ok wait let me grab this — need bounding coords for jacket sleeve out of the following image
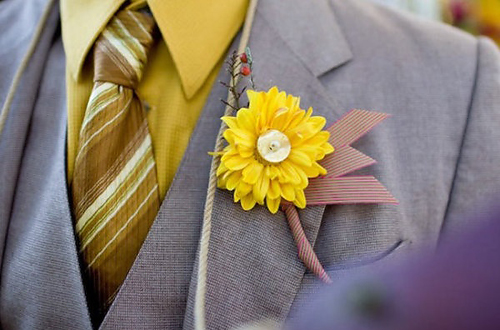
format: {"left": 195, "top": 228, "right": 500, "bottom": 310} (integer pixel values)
{"left": 441, "top": 37, "right": 500, "bottom": 239}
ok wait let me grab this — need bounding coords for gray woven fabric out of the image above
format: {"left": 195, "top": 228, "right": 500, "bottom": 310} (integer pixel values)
{"left": 0, "top": 0, "right": 499, "bottom": 329}
{"left": 0, "top": 1, "right": 93, "bottom": 328}
{"left": 0, "top": 0, "right": 59, "bottom": 270}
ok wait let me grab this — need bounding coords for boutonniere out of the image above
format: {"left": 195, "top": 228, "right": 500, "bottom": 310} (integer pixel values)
{"left": 212, "top": 48, "right": 398, "bottom": 283}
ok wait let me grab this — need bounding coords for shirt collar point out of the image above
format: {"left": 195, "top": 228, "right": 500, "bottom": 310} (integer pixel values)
{"left": 181, "top": 76, "right": 206, "bottom": 100}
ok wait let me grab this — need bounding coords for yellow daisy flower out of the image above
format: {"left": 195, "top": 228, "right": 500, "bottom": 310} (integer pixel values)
{"left": 216, "top": 87, "right": 334, "bottom": 214}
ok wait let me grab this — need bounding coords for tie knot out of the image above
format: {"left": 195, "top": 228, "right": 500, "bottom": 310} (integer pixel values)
{"left": 93, "top": 10, "right": 156, "bottom": 89}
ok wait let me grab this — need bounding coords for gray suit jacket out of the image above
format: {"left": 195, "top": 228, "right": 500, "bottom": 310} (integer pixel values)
{"left": 1, "top": 0, "right": 499, "bottom": 329}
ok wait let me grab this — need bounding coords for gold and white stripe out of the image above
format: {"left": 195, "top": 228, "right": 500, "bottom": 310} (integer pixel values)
{"left": 71, "top": 9, "right": 159, "bottom": 320}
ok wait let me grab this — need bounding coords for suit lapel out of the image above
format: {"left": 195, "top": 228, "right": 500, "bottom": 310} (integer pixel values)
{"left": 183, "top": 1, "right": 353, "bottom": 329}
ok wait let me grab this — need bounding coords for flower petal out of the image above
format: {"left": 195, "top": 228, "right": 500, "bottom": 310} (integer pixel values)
{"left": 295, "top": 145, "right": 319, "bottom": 160}
{"left": 266, "top": 197, "right": 281, "bottom": 214}
{"left": 268, "top": 179, "right": 281, "bottom": 199}
{"left": 308, "top": 116, "right": 327, "bottom": 133}
{"left": 270, "top": 107, "right": 289, "bottom": 131}
{"left": 217, "top": 177, "right": 226, "bottom": 189}
{"left": 314, "top": 162, "right": 328, "bottom": 176}
{"left": 295, "top": 167, "right": 309, "bottom": 189}
{"left": 224, "top": 155, "right": 253, "bottom": 171}
{"left": 302, "top": 164, "right": 320, "bottom": 177}
{"left": 235, "top": 181, "right": 253, "bottom": 199}
{"left": 230, "top": 128, "right": 256, "bottom": 147}
{"left": 288, "top": 149, "right": 312, "bottom": 167}
{"left": 221, "top": 116, "right": 239, "bottom": 129}
{"left": 226, "top": 171, "right": 242, "bottom": 191}
{"left": 279, "top": 160, "right": 302, "bottom": 185}
{"left": 236, "top": 108, "right": 256, "bottom": 133}
{"left": 216, "top": 162, "right": 229, "bottom": 177}
{"left": 287, "top": 109, "right": 307, "bottom": 130}
{"left": 281, "top": 183, "right": 295, "bottom": 201}
{"left": 236, "top": 144, "right": 254, "bottom": 158}
{"left": 240, "top": 193, "right": 257, "bottom": 210}
{"left": 321, "top": 142, "right": 335, "bottom": 156}
{"left": 252, "top": 172, "right": 270, "bottom": 204}
{"left": 265, "top": 165, "right": 280, "bottom": 180}
{"left": 242, "top": 161, "right": 264, "bottom": 185}
{"left": 305, "top": 130, "right": 330, "bottom": 146}
{"left": 293, "top": 189, "right": 306, "bottom": 209}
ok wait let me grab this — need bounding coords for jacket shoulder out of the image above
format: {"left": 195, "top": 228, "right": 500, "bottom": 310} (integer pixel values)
{"left": 0, "top": 0, "right": 50, "bottom": 54}
{"left": 329, "top": 0, "right": 479, "bottom": 69}
{"left": 0, "top": 0, "right": 52, "bottom": 103}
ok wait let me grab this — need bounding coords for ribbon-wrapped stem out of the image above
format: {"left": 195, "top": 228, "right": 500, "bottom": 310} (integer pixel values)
{"left": 282, "top": 204, "right": 332, "bottom": 284}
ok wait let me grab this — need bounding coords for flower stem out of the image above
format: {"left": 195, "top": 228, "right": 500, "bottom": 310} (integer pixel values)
{"left": 220, "top": 50, "right": 243, "bottom": 111}
{"left": 282, "top": 204, "right": 332, "bottom": 284}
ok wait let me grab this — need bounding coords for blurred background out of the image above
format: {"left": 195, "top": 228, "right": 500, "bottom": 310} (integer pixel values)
{"left": 367, "top": 0, "right": 500, "bottom": 44}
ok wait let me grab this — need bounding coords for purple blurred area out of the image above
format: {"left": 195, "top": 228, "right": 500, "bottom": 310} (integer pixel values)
{"left": 288, "top": 205, "right": 500, "bottom": 330}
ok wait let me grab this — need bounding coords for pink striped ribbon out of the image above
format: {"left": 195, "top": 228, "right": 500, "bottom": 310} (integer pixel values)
{"left": 308, "top": 109, "right": 398, "bottom": 205}
{"left": 282, "top": 204, "right": 332, "bottom": 284}
{"left": 320, "top": 145, "right": 375, "bottom": 179}
{"left": 306, "top": 176, "right": 398, "bottom": 205}
{"left": 284, "top": 109, "right": 397, "bottom": 283}
{"left": 327, "top": 109, "right": 389, "bottom": 148}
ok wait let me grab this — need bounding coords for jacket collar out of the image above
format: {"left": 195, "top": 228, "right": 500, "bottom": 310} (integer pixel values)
{"left": 257, "top": 0, "right": 352, "bottom": 78}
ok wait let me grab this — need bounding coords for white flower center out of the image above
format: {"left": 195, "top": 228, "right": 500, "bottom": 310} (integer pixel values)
{"left": 257, "top": 129, "right": 291, "bottom": 163}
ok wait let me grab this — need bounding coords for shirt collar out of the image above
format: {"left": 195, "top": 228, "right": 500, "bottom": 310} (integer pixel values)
{"left": 60, "top": 0, "right": 248, "bottom": 98}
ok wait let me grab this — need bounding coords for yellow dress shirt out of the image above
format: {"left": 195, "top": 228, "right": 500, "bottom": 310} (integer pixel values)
{"left": 61, "top": 0, "right": 248, "bottom": 199}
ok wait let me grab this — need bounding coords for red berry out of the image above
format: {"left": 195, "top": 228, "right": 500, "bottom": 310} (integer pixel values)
{"left": 450, "top": 0, "right": 468, "bottom": 24}
{"left": 240, "top": 66, "right": 251, "bottom": 76}
{"left": 240, "top": 53, "right": 248, "bottom": 63}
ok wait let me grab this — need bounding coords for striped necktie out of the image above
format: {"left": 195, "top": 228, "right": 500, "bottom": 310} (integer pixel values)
{"left": 71, "top": 9, "right": 160, "bottom": 318}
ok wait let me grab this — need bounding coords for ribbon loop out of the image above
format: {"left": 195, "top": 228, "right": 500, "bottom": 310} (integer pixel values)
{"left": 327, "top": 109, "right": 390, "bottom": 148}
